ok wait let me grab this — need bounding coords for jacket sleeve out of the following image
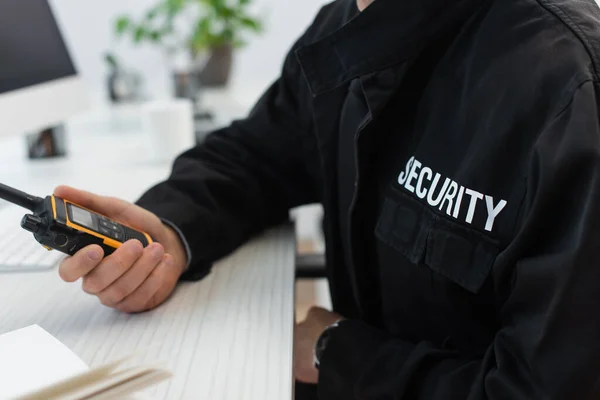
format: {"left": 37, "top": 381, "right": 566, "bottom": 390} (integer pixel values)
{"left": 136, "top": 40, "right": 319, "bottom": 280}
{"left": 318, "top": 80, "right": 600, "bottom": 399}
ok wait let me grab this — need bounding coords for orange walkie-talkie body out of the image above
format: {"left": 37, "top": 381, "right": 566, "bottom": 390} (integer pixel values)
{"left": 0, "top": 183, "right": 153, "bottom": 257}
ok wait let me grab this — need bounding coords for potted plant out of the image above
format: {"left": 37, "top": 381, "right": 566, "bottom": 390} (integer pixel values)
{"left": 114, "top": 0, "right": 263, "bottom": 88}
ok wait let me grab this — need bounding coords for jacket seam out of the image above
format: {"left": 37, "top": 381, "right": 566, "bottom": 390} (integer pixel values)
{"left": 535, "top": 0, "right": 600, "bottom": 80}
{"left": 510, "top": 178, "right": 528, "bottom": 239}
{"left": 549, "top": 76, "right": 592, "bottom": 123}
{"left": 516, "top": 78, "right": 594, "bottom": 237}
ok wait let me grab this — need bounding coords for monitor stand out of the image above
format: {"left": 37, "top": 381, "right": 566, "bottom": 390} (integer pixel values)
{"left": 25, "top": 125, "right": 67, "bottom": 159}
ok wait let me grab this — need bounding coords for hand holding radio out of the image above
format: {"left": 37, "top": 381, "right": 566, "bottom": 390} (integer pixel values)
{"left": 54, "top": 186, "right": 188, "bottom": 313}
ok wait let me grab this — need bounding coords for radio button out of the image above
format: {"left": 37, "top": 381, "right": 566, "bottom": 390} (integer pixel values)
{"left": 100, "top": 219, "right": 121, "bottom": 232}
{"left": 99, "top": 220, "right": 111, "bottom": 228}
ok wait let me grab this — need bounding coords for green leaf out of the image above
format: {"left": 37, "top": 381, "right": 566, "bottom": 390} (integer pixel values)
{"left": 199, "top": 16, "right": 212, "bottom": 32}
{"left": 145, "top": 7, "right": 160, "bottom": 21}
{"left": 221, "top": 6, "right": 236, "bottom": 19}
{"left": 232, "top": 38, "right": 246, "bottom": 48}
{"left": 115, "top": 16, "right": 131, "bottom": 35}
{"left": 238, "top": 17, "right": 261, "bottom": 31}
{"left": 104, "top": 52, "right": 118, "bottom": 68}
{"left": 113, "top": 0, "right": 262, "bottom": 50}
{"left": 221, "top": 28, "right": 234, "bottom": 42}
{"left": 165, "top": 0, "right": 187, "bottom": 16}
{"left": 134, "top": 26, "right": 148, "bottom": 43}
{"left": 204, "top": 0, "right": 230, "bottom": 17}
{"left": 190, "top": 16, "right": 214, "bottom": 51}
{"left": 149, "top": 30, "right": 163, "bottom": 43}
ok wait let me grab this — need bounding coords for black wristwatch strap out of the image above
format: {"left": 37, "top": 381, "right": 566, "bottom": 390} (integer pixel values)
{"left": 314, "top": 320, "right": 342, "bottom": 369}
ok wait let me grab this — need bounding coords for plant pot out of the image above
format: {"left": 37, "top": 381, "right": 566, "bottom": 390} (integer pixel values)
{"left": 197, "top": 43, "right": 233, "bottom": 88}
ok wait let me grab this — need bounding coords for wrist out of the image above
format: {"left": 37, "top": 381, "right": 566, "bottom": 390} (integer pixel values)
{"left": 313, "top": 318, "right": 343, "bottom": 369}
{"left": 161, "top": 224, "right": 188, "bottom": 276}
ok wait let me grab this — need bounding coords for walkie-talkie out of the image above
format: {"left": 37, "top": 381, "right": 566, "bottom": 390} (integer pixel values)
{"left": 0, "top": 183, "right": 153, "bottom": 257}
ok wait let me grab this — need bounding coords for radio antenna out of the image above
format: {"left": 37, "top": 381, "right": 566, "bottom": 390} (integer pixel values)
{"left": 0, "top": 183, "right": 43, "bottom": 211}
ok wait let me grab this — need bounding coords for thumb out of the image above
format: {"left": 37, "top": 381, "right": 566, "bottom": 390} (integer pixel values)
{"left": 54, "top": 185, "right": 130, "bottom": 218}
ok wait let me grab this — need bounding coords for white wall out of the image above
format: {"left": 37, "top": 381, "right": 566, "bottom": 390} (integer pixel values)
{"left": 49, "top": 0, "right": 329, "bottom": 106}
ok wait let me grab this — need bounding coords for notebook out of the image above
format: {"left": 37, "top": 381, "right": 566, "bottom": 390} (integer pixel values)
{"left": 0, "top": 325, "right": 172, "bottom": 399}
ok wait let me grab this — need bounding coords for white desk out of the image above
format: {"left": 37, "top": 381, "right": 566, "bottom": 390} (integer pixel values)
{"left": 0, "top": 92, "right": 298, "bottom": 398}
{"left": 0, "top": 224, "right": 296, "bottom": 399}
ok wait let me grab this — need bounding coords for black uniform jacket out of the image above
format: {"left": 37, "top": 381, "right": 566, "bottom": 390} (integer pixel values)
{"left": 137, "top": 0, "right": 600, "bottom": 397}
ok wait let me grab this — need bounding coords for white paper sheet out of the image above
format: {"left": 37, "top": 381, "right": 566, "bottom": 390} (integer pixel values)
{"left": 0, "top": 325, "right": 88, "bottom": 399}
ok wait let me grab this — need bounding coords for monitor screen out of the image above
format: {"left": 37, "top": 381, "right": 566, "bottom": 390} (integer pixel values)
{"left": 0, "top": 0, "right": 76, "bottom": 95}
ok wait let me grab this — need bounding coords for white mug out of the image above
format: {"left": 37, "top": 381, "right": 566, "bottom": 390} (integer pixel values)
{"left": 141, "top": 99, "right": 195, "bottom": 162}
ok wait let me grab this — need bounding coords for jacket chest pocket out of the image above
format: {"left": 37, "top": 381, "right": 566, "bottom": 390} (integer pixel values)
{"left": 375, "top": 189, "right": 500, "bottom": 294}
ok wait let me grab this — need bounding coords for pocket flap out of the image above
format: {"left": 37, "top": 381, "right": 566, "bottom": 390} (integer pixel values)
{"left": 375, "top": 196, "right": 433, "bottom": 265}
{"left": 425, "top": 219, "right": 499, "bottom": 293}
{"left": 375, "top": 190, "right": 499, "bottom": 294}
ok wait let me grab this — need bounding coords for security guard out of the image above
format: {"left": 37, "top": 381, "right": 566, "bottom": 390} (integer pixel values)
{"left": 58, "top": 0, "right": 600, "bottom": 398}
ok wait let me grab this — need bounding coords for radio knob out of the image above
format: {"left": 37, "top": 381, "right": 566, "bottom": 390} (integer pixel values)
{"left": 21, "top": 214, "right": 44, "bottom": 233}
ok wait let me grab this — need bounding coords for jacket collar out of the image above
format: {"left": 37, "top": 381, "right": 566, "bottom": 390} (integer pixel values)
{"left": 296, "top": 0, "right": 486, "bottom": 96}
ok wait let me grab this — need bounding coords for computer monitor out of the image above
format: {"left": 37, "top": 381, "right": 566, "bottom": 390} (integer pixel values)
{"left": 0, "top": 0, "right": 87, "bottom": 137}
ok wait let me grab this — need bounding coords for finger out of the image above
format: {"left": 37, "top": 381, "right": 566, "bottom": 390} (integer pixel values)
{"left": 146, "top": 254, "right": 180, "bottom": 309}
{"left": 116, "top": 254, "right": 177, "bottom": 313}
{"left": 54, "top": 185, "right": 130, "bottom": 218}
{"left": 58, "top": 245, "right": 104, "bottom": 282}
{"left": 81, "top": 240, "right": 143, "bottom": 295}
{"left": 96, "top": 243, "right": 165, "bottom": 307}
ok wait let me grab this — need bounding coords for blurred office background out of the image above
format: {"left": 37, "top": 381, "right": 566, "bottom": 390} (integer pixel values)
{"left": 49, "top": 0, "right": 328, "bottom": 106}
{"left": 48, "top": 0, "right": 331, "bottom": 317}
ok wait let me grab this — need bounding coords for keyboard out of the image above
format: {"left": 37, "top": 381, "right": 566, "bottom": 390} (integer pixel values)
{"left": 0, "top": 205, "right": 64, "bottom": 272}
